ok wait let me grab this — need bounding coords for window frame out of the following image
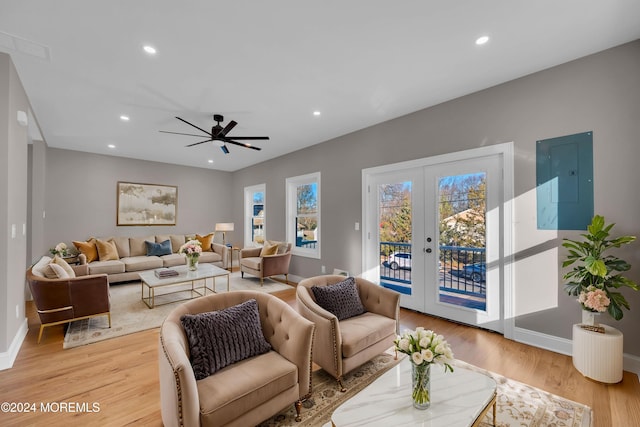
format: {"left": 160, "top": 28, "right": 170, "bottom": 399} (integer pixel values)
{"left": 286, "top": 172, "right": 321, "bottom": 259}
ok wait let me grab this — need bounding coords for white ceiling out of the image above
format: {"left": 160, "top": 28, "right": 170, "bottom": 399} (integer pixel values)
{"left": 1, "top": 1, "right": 639, "bottom": 171}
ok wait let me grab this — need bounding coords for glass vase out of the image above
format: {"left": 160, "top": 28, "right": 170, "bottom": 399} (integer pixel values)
{"left": 411, "top": 362, "right": 431, "bottom": 409}
{"left": 186, "top": 255, "right": 199, "bottom": 271}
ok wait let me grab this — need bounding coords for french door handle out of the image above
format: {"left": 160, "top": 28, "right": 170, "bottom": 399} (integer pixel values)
{"left": 425, "top": 248, "right": 432, "bottom": 253}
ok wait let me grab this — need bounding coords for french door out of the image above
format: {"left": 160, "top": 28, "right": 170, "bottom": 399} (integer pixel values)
{"left": 363, "top": 147, "right": 509, "bottom": 333}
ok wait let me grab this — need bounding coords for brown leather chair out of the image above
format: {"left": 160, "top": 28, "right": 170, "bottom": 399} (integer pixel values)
{"left": 296, "top": 275, "right": 400, "bottom": 391}
{"left": 159, "top": 290, "right": 315, "bottom": 427}
{"left": 26, "top": 262, "right": 111, "bottom": 343}
{"left": 239, "top": 241, "right": 292, "bottom": 285}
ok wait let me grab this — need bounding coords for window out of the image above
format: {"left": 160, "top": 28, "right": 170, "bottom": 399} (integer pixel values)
{"left": 244, "top": 184, "right": 266, "bottom": 247}
{"left": 286, "top": 172, "right": 320, "bottom": 258}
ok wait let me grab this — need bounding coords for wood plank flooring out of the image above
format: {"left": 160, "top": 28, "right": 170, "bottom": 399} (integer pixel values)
{"left": 0, "top": 287, "right": 638, "bottom": 426}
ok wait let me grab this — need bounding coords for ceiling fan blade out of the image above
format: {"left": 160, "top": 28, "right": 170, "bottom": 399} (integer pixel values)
{"left": 160, "top": 130, "right": 209, "bottom": 137}
{"left": 225, "top": 138, "right": 262, "bottom": 151}
{"left": 225, "top": 136, "right": 270, "bottom": 140}
{"left": 175, "top": 116, "right": 212, "bottom": 136}
{"left": 185, "top": 139, "right": 213, "bottom": 147}
{"left": 218, "top": 120, "right": 237, "bottom": 137}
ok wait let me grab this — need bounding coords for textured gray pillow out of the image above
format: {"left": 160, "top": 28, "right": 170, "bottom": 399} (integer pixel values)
{"left": 180, "top": 299, "right": 272, "bottom": 380}
{"left": 311, "top": 277, "right": 366, "bottom": 321}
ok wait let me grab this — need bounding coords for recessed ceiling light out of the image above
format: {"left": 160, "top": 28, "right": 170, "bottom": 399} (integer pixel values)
{"left": 120, "top": 115, "right": 130, "bottom": 121}
{"left": 108, "top": 144, "right": 116, "bottom": 149}
{"left": 143, "top": 45, "right": 157, "bottom": 55}
{"left": 475, "top": 36, "right": 489, "bottom": 45}
{"left": 313, "top": 111, "right": 321, "bottom": 116}
{"left": 208, "top": 159, "right": 214, "bottom": 164}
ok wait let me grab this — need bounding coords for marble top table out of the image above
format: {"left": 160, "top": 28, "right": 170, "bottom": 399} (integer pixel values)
{"left": 329, "top": 358, "right": 497, "bottom": 426}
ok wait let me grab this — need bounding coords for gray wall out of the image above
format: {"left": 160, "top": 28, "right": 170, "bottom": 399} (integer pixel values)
{"left": 232, "top": 40, "right": 640, "bottom": 356}
{"left": 38, "top": 149, "right": 233, "bottom": 259}
{"left": 1, "top": 53, "right": 29, "bottom": 355}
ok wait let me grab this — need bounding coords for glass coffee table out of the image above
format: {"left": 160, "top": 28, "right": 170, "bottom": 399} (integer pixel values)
{"left": 139, "top": 264, "right": 230, "bottom": 308}
{"left": 329, "top": 358, "right": 497, "bottom": 426}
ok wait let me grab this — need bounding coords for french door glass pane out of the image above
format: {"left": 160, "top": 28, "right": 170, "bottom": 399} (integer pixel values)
{"left": 438, "top": 173, "right": 487, "bottom": 311}
{"left": 378, "top": 182, "right": 413, "bottom": 295}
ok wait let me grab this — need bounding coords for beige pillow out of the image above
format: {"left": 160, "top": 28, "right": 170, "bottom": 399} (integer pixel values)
{"left": 48, "top": 263, "right": 70, "bottom": 279}
{"left": 96, "top": 239, "right": 119, "bottom": 261}
{"left": 52, "top": 255, "right": 76, "bottom": 278}
{"left": 196, "top": 233, "right": 214, "bottom": 252}
{"left": 32, "top": 256, "right": 53, "bottom": 278}
{"left": 260, "top": 243, "right": 278, "bottom": 257}
{"left": 267, "top": 240, "right": 288, "bottom": 254}
{"left": 73, "top": 239, "right": 98, "bottom": 263}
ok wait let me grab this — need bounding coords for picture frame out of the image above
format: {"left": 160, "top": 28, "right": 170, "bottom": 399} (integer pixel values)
{"left": 117, "top": 181, "right": 177, "bottom": 226}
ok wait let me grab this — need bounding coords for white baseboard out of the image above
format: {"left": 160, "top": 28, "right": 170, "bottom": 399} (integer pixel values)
{"left": 513, "top": 326, "right": 640, "bottom": 379}
{"left": 0, "top": 318, "right": 28, "bottom": 371}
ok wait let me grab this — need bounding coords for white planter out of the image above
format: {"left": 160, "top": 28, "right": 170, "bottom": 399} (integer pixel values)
{"left": 581, "top": 310, "right": 600, "bottom": 326}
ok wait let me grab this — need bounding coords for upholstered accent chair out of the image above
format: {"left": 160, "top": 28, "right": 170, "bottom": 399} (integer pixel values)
{"left": 296, "top": 275, "right": 400, "bottom": 391}
{"left": 239, "top": 241, "right": 292, "bottom": 285}
{"left": 26, "top": 261, "right": 111, "bottom": 343}
{"left": 159, "top": 290, "right": 315, "bottom": 427}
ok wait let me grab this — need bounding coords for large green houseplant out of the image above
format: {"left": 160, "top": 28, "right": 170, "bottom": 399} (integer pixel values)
{"left": 562, "top": 215, "right": 638, "bottom": 320}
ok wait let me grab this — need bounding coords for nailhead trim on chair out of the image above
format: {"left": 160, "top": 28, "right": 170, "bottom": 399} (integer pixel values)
{"left": 160, "top": 334, "right": 185, "bottom": 427}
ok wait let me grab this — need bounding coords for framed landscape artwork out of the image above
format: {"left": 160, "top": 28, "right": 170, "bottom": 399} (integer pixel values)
{"left": 117, "top": 182, "right": 177, "bottom": 226}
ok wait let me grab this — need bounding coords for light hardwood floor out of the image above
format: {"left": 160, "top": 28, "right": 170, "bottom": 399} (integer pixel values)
{"left": 1, "top": 287, "right": 638, "bottom": 426}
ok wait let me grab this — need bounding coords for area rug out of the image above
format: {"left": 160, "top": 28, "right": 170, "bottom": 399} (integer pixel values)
{"left": 63, "top": 271, "right": 293, "bottom": 349}
{"left": 260, "top": 354, "right": 592, "bottom": 427}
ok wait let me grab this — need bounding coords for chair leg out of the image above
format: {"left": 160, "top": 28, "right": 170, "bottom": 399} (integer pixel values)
{"left": 294, "top": 400, "right": 302, "bottom": 422}
{"left": 260, "top": 277, "right": 264, "bottom": 286}
{"left": 107, "top": 312, "right": 112, "bottom": 328}
{"left": 241, "top": 271, "right": 244, "bottom": 278}
{"left": 284, "top": 273, "right": 289, "bottom": 284}
{"left": 37, "top": 325, "right": 45, "bottom": 344}
{"left": 337, "top": 377, "right": 346, "bottom": 392}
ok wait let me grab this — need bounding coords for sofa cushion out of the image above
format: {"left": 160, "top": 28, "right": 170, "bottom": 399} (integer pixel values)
{"left": 110, "top": 236, "right": 130, "bottom": 258}
{"left": 180, "top": 299, "right": 272, "bottom": 380}
{"left": 88, "top": 260, "right": 126, "bottom": 275}
{"left": 156, "top": 235, "right": 185, "bottom": 254}
{"left": 340, "top": 312, "right": 397, "bottom": 358}
{"left": 196, "top": 233, "right": 214, "bottom": 252}
{"left": 311, "top": 276, "right": 366, "bottom": 321}
{"left": 145, "top": 239, "right": 172, "bottom": 256}
{"left": 161, "top": 253, "right": 186, "bottom": 268}
{"left": 198, "top": 251, "right": 222, "bottom": 264}
{"left": 121, "top": 256, "right": 163, "bottom": 272}
{"left": 96, "top": 239, "right": 120, "bottom": 261}
{"left": 48, "top": 263, "right": 70, "bottom": 279}
{"left": 196, "top": 351, "right": 297, "bottom": 425}
{"left": 73, "top": 239, "right": 98, "bottom": 263}
{"left": 130, "top": 236, "right": 155, "bottom": 257}
{"left": 240, "top": 256, "right": 261, "bottom": 271}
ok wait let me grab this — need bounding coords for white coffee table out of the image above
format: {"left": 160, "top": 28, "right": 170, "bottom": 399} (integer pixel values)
{"left": 139, "top": 264, "right": 230, "bottom": 308}
{"left": 329, "top": 358, "right": 496, "bottom": 426}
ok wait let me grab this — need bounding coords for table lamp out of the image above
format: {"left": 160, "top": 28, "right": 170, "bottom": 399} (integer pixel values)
{"left": 215, "top": 223, "right": 234, "bottom": 246}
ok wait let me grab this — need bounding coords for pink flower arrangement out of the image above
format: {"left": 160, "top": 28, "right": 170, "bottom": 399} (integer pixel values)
{"left": 179, "top": 240, "right": 202, "bottom": 257}
{"left": 578, "top": 286, "right": 610, "bottom": 312}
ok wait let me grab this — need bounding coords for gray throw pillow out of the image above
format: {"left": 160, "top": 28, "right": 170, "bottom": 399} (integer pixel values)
{"left": 145, "top": 239, "right": 172, "bottom": 256}
{"left": 311, "top": 277, "right": 366, "bottom": 321}
{"left": 180, "top": 299, "right": 272, "bottom": 380}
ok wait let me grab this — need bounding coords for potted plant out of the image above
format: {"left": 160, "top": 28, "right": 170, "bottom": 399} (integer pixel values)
{"left": 562, "top": 215, "right": 638, "bottom": 321}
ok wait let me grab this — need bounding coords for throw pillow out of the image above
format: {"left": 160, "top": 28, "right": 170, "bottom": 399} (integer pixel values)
{"left": 145, "top": 239, "right": 172, "bottom": 256}
{"left": 196, "top": 233, "right": 214, "bottom": 252}
{"left": 96, "top": 239, "right": 120, "bottom": 261}
{"left": 48, "top": 263, "right": 70, "bottom": 279}
{"left": 73, "top": 239, "right": 98, "bottom": 263}
{"left": 180, "top": 299, "right": 272, "bottom": 380}
{"left": 52, "top": 255, "right": 76, "bottom": 278}
{"left": 311, "top": 277, "right": 366, "bottom": 321}
{"left": 31, "top": 256, "right": 53, "bottom": 278}
{"left": 259, "top": 243, "right": 278, "bottom": 257}
{"left": 267, "top": 240, "right": 288, "bottom": 254}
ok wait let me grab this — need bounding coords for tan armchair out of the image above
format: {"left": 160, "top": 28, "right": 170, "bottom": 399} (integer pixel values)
{"left": 159, "top": 290, "right": 315, "bottom": 427}
{"left": 26, "top": 261, "right": 111, "bottom": 343}
{"left": 239, "top": 241, "right": 292, "bottom": 285}
{"left": 296, "top": 275, "right": 400, "bottom": 391}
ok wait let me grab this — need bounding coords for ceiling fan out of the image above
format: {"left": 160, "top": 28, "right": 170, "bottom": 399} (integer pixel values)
{"left": 160, "top": 114, "right": 269, "bottom": 154}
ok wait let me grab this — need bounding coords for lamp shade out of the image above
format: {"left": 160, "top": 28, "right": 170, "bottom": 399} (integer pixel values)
{"left": 215, "top": 223, "right": 234, "bottom": 232}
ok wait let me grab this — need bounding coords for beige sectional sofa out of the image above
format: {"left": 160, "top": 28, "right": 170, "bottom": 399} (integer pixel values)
{"left": 75, "top": 234, "right": 228, "bottom": 284}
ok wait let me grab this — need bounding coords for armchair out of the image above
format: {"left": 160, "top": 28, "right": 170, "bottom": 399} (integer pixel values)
{"left": 239, "top": 241, "right": 292, "bottom": 285}
{"left": 296, "top": 275, "right": 400, "bottom": 391}
{"left": 26, "top": 259, "right": 111, "bottom": 343}
{"left": 159, "top": 290, "right": 315, "bottom": 426}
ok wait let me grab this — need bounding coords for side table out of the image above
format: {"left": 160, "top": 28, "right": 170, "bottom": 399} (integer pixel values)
{"left": 572, "top": 324, "right": 623, "bottom": 383}
{"left": 228, "top": 246, "right": 240, "bottom": 271}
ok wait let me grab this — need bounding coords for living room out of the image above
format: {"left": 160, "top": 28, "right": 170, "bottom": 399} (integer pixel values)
{"left": 1, "top": 3, "right": 640, "bottom": 426}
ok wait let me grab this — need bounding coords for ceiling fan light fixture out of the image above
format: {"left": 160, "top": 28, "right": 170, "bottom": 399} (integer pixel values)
{"left": 221, "top": 145, "right": 230, "bottom": 154}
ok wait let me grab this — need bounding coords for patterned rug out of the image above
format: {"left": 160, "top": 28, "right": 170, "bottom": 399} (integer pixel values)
{"left": 260, "top": 353, "right": 592, "bottom": 427}
{"left": 63, "top": 271, "right": 292, "bottom": 349}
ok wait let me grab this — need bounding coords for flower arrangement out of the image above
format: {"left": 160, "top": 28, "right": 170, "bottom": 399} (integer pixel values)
{"left": 179, "top": 240, "right": 202, "bottom": 257}
{"left": 563, "top": 215, "right": 638, "bottom": 320}
{"left": 49, "top": 242, "right": 68, "bottom": 257}
{"left": 394, "top": 327, "right": 454, "bottom": 408}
